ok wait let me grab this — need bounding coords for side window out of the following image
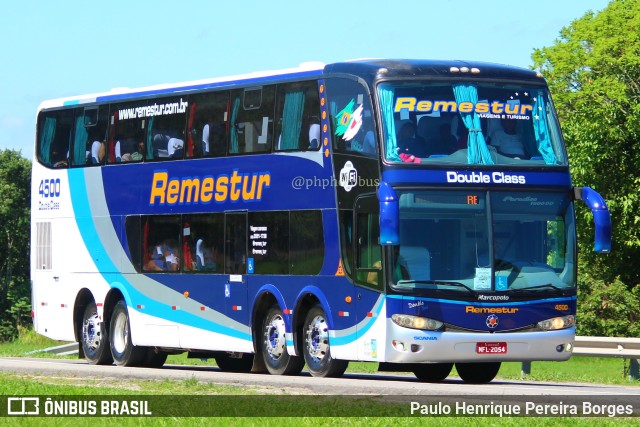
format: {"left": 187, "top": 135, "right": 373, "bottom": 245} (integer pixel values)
{"left": 274, "top": 81, "right": 321, "bottom": 151}
{"left": 339, "top": 210, "right": 354, "bottom": 278}
{"left": 109, "top": 103, "right": 147, "bottom": 164}
{"left": 248, "top": 211, "right": 289, "bottom": 274}
{"left": 147, "top": 97, "right": 188, "bottom": 161}
{"left": 125, "top": 216, "right": 142, "bottom": 272}
{"left": 225, "top": 213, "right": 247, "bottom": 274}
{"left": 229, "top": 86, "right": 275, "bottom": 154}
{"left": 37, "top": 109, "right": 75, "bottom": 168}
{"left": 290, "top": 210, "right": 324, "bottom": 275}
{"left": 355, "top": 197, "right": 382, "bottom": 288}
{"left": 326, "top": 78, "right": 377, "bottom": 158}
{"left": 70, "top": 107, "right": 109, "bottom": 167}
{"left": 188, "top": 91, "right": 229, "bottom": 158}
{"left": 182, "top": 214, "right": 224, "bottom": 272}
{"left": 142, "top": 216, "right": 181, "bottom": 273}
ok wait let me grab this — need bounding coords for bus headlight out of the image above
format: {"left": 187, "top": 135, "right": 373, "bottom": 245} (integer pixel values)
{"left": 537, "top": 315, "right": 575, "bottom": 331}
{"left": 392, "top": 314, "right": 443, "bottom": 331}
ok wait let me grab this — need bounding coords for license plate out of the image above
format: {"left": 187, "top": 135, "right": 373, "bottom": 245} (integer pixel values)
{"left": 476, "top": 342, "right": 507, "bottom": 354}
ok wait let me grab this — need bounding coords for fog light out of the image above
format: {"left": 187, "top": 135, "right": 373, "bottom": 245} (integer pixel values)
{"left": 566, "top": 343, "right": 573, "bottom": 352}
{"left": 392, "top": 340, "right": 406, "bottom": 352}
{"left": 556, "top": 344, "right": 564, "bottom": 352}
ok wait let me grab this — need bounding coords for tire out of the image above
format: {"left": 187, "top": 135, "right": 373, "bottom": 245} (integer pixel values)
{"left": 80, "top": 302, "right": 113, "bottom": 365}
{"left": 109, "top": 300, "right": 146, "bottom": 367}
{"left": 456, "top": 362, "right": 501, "bottom": 384}
{"left": 413, "top": 363, "right": 453, "bottom": 382}
{"left": 215, "top": 352, "right": 254, "bottom": 373}
{"left": 302, "top": 305, "right": 348, "bottom": 378}
{"left": 142, "top": 347, "right": 168, "bottom": 368}
{"left": 260, "top": 306, "right": 304, "bottom": 375}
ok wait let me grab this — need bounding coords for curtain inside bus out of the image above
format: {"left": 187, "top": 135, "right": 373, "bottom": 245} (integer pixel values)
{"left": 379, "top": 87, "right": 401, "bottom": 162}
{"left": 532, "top": 90, "right": 558, "bottom": 165}
{"left": 72, "top": 115, "right": 88, "bottom": 166}
{"left": 146, "top": 117, "right": 155, "bottom": 160}
{"left": 452, "top": 84, "right": 494, "bottom": 165}
{"left": 40, "top": 117, "right": 57, "bottom": 165}
{"left": 280, "top": 90, "right": 304, "bottom": 150}
{"left": 230, "top": 97, "right": 241, "bottom": 153}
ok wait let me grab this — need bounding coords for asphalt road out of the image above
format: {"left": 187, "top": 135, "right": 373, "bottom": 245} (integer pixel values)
{"left": 1, "top": 357, "right": 639, "bottom": 398}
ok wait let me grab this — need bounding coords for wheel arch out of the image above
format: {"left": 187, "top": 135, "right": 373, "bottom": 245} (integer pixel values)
{"left": 293, "top": 286, "right": 333, "bottom": 357}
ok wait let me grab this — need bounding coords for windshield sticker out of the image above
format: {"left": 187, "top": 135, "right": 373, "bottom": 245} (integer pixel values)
{"left": 335, "top": 100, "right": 363, "bottom": 141}
{"left": 394, "top": 97, "right": 533, "bottom": 120}
{"left": 474, "top": 268, "right": 491, "bottom": 290}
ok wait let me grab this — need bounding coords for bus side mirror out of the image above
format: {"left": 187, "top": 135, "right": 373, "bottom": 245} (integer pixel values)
{"left": 574, "top": 186, "right": 611, "bottom": 253}
{"left": 378, "top": 181, "right": 399, "bottom": 245}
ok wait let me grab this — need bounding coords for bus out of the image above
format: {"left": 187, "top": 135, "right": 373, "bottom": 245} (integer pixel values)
{"left": 31, "top": 59, "right": 611, "bottom": 383}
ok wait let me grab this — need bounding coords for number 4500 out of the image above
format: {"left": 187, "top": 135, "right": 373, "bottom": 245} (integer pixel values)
{"left": 39, "top": 178, "right": 61, "bottom": 198}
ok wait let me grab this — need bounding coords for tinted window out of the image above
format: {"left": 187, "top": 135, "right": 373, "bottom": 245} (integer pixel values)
{"left": 37, "top": 109, "right": 75, "bottom": 168}
{"left": 290, "top": 210, "right": 324, "bottom": 275}
{"left": 225, "top": 213, "right": 247, "bottom": 274}
{"left": 182, "top": 214, "right": 224, "bottom": 272}
{"left": 275, "top": 81, "right": 321, "bottom": 151}
{"left": 142, "top": 216, "right": 182, "bottom": 272}
{"left": 326, "top": 78, "right": 377, "bottom": 157}
{"left": 188, "top": 91, "right": 229, "bottom": 158}
{"left": 230, "top": 86, "right": 275, "bottom": 154}
{"left": 249, "top": 211, "right": 289, "bottom": 274}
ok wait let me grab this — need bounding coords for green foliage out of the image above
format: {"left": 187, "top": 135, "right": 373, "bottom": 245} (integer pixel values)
{"left": 532, "top": 0, "right": 640, "bottom": 286}
{"left": 531, "top": 0, "right": 640, "bottom": 337}
{"left": 0, "top": 149, "right": 31, "bottom": 342}
{"left": 577, "top": 276, "right": 640, "bottom": 336}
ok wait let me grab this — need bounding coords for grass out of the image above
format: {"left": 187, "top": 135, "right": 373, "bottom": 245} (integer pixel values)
{"left": 0, "top": 372, "right": 637, "bottom": 426}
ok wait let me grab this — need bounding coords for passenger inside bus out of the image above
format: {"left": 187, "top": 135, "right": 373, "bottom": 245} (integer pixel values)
{"left": 195, "top": 239, "right": 217, "bottom": 271}
{"left": 397, "top": 121, "right": 427, "bottom": 157}
{"left": 90, "top": 139, "right": 106, "bottom": 164}
{"left": 488, "top": 118, "right": 525, "bottom": 158}
{"left": 146, "top": 246, "right": 166, "bottom": 271}
{"left": 426, "top": 123, "right": 458, "bottom": 156}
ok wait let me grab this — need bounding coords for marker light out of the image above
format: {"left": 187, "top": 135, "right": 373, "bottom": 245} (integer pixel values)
{"left": 537, "top": 315, "right": 575, "bottom": 331}
{"left": 392, "top": 314, "right": 443, "bottom": 331}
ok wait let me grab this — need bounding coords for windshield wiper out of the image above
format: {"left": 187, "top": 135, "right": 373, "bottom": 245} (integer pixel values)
{"left": 510, "top": 283, "right": 566, "bottom": 293}
{"left": 397, "top": 280, "right": 477, "bottom": 294}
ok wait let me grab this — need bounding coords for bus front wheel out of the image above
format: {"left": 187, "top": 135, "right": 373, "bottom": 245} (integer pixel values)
{"left": 260, "top": 306, "right": 304, "bottom": 375}
{"left": 109, "top": 300, "right": 146, "bottom": 367}
{"left": 413, "top": 363, "right": 453, "bottom": 382}
{"left": 80, "top": 302, "right": 113, "bottom": 365}
{"left": 456, "top": 362, "right": 501, "bottom": 384}
{"left": 302, "top": 305, "right": 348, "bottom": 377}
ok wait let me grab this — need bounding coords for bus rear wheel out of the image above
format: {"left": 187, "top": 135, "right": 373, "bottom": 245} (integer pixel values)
{"left": 260, "top": 306, "right": 304, "bottom": 375}
{"left": 80, "top": 302, "right": 113, "bottom": 365}
{"left": 109, "top": 300, "right": 146, "bottom": 367}
{"left": 456, "top": 362, "right": 501, "bottom": 384}
{"left": 413, "top": 363, "right": 453, "bottom": 382}
{"left": 302, "top": 305, "right": 348, "bottom": 377}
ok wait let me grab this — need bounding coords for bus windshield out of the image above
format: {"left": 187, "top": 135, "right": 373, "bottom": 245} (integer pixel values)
{"left": 378, "top": 81, "right": 567, "bottom": 166}
{"left": 392, "top": 190, "right": 576, "bottom": 294}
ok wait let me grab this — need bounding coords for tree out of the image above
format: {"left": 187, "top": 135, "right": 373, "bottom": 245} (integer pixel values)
{"left": 532, "top": 0, "right": 640, "bottom": 286}
{"left": 0, "top": 150, "right": 31, "bottom": 341}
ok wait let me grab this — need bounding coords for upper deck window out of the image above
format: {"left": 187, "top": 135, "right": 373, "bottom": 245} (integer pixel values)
{"left": 378, "top": 81, "right": 567, "bottom": 166}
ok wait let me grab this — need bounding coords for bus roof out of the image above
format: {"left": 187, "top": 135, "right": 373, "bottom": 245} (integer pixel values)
{"left": 37, "top": 59, "right": 544, "bottom": 112}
